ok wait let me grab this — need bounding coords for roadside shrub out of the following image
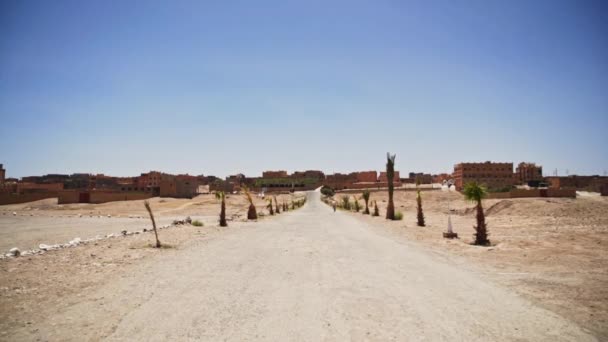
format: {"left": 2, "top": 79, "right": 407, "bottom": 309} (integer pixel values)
{"left": 341, "top": 195, "right": 351, "bottom": 210}
{"left": 372, "top": 200, "right": 380, "bottom": 216}
{"left": 353, "top": 197, "right": 360, "bottom": 212}
{"left": 394, "top": 211, "right": 403, "bottom": 221}
{"left": 321, "top": 186, "right": 335, "bottom": 197}
{"left": 192, "top": 220, "right": 204, "bottom": 227}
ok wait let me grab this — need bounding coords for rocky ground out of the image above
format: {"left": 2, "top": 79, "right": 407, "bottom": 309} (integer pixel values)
{"left": 328, "top": 189, "right": 608, "bottom": 339}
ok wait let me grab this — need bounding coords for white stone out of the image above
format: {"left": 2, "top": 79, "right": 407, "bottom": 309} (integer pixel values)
{"left": 8, "top": 248, "right": 20, "bottom": 257}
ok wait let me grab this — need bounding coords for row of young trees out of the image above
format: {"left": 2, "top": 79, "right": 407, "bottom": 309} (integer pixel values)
{"left": 142, "top": 190, "right": 306, "bottom": 248}
{"left": 328, "top": 152, "right": 490, "bottom": 246}
{"left": 219, "top": 187, "right": 306, "bottom": 227}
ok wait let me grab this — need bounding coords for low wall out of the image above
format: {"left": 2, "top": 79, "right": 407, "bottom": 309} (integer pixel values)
{"left": 486, "top": 189, "right": 576, "bottom": 199}
{"left": 336, "top": 187, "right": 441, "bottom": 194}
{"left": 546, "top": 189, "right": 577, "bottom": 198}
{"left": 485, "top": 192, "right": 512, "bottom": 199}
{"left": 58, "top": 190, "right": 154, "bottom": 204}
{"left": 90, "top": 191, "right": 153, "bottom": 204}
{"left": 0, "top": 192, "right": 57, "bottom": 205}
{"left": 58, "top": 190, "right": 81, "bottom": 204}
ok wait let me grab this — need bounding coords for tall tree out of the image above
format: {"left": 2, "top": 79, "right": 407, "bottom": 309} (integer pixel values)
{"left": 144, "top": 201, "right": 161, "bottom": 248}
{"left": 362, "top": 190, "right": 371, "bottom": 215}
{"left": 385, "top": 153, "right": 396, "bottom": 220}
{"left": 463, "top": 182, "right": 490, "bottom": 245}
{"left": 215, "top": 191, "right": 228, "bottom": 227}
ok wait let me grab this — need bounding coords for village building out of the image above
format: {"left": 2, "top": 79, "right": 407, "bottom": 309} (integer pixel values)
{"left": 515, "top": 162, "right": 543, "bottom": 184}
{"left": 545, "top": 175, "right": 608, "bottom": 192}
{"left": 453, "top": 162, "right": 514, "bottom": 191}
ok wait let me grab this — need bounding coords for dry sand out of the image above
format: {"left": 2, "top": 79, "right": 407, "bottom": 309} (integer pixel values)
{"left": 0, "top": 193, "right": 299, "bottom": 252}
{"left": 0, "top": 192, "right": 597, "bottom": 341}
{"left": 332, "top": 188, "right": 608, "bottom": 339}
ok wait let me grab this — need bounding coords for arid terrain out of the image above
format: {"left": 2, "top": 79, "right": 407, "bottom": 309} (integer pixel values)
{"left": 329, "top": 188, "right": 608, "bottom": 339}
{"left": 0, "top": 189, "right": 606, "bottom": 340}
{"left": 0, "top": 193, "right": 297, "bottom": 252}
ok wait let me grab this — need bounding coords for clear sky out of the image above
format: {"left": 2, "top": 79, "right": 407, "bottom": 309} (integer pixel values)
{"left": 1, "top": 0, "right": 607, "bottom": 179}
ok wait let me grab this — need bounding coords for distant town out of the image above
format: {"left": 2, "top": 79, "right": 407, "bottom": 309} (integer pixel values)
{"left": 1, "top": 161, "right": 607, "bottom": 206}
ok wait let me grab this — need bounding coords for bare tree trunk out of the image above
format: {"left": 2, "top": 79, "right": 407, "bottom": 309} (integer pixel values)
{"left": 364, "top": 199, "right": 370, "bottom": 215}
{"left": 220, "top": 198, "right": 227, "bottom": 227}
{"left": 247, "top": 204, "right": 257, "bottom": 220}
{"left": 386, "top": 174, "right": 395, "bottom": 219}
{"left": 475, "top": 201, "right": 488, "bottom": 245}
{"left": 144, "top": 201, "right": 161, "bottom": 248}
{"left": 417, "top": 191, "right": 425, "bottom": 227}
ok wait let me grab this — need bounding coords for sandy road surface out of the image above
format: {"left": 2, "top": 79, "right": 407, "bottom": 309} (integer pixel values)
{"left": 15, "top": 192, "right": 595, "bottom": 341}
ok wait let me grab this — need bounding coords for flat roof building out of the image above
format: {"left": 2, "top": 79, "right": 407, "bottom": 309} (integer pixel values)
{"left": 453, "top": 162, "right": 514, "bottom": 191}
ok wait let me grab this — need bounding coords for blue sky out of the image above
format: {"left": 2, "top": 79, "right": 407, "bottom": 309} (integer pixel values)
{"left": 1, "top": 0, "right": 607, "bottom": 178}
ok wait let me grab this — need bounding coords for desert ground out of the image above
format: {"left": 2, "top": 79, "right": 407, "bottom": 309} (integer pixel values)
{"left": 329, "top": 188, "right": 608, "bottom": 339}
{"left": 0, "top": 192, "right": 297, "bottom": 252}
{"left": 0, "top": 189, "right": 605, "bottom": 340}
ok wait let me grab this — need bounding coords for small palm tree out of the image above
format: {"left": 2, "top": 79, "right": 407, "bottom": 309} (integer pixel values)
{"left": 243, "top": 187, "right": 257, "bottom": 220}
{"left": 386, "top": 153, "right": 396, "bottom": 220}
{"left": 373, "top": 200, "right": 380, "bottom": 217}
{"left": 274, "top": 196, "right": 280, "bottom": 214}
{"left": 341, "top": 195, "right": 350, "bottom": 210}
{"left": 215, "top": 191, "right": 228, "bottom": 227}
{"left": 144, "top": 200, "right": 161, "bottom": 248}
{"left": 267, "top": 198, "right": 274, "bottom": 215}
{"left": 353, "top": 196, "right": 361, "bottom": 212}
{"left": 362, "top": 190, "right": 371, "bottom": 214}
{"left": 463, "top": 182, "right": 489, "bottom": 245}
{"left": 416, "top": 190, "right": 425, "bottom": 227}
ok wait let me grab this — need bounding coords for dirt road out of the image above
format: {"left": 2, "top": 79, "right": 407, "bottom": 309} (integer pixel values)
{"left": 12, "top": 191, "right": 596, "bottom": 341}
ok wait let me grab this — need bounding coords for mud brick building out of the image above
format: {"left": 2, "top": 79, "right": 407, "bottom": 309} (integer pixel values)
{"left": 453, "top": 162, "right": 514, "bottom": 191}
{"left": 262, "top": 170, "right": 288, "bottom": 178}
{"left": 546, "top": 175, "right": 608, "bottom": 192}
{"left": 292, "top": 170, "right": 325, "bottom": 180}
{"left": 378, "top": 171, "right": 401, "bottom": 183}
{"left": 404, "top": 172, "right": 432, "bottom": 184}
{"left": 137, "top": 171, "right": 162, "bottom": 190}
{"left": 515, "top": 162, "right": 543, "bottom": 184}
{"left": 159, "top": 174, "right": 199, "bottom": 198}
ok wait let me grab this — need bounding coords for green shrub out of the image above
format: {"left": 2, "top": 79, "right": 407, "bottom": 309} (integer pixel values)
{"left": 320, "top": 186, "right": 335, "bottom": 197}
{"left": 353, "top": 197, "right": 360, "bottom": 212}
{"left": 341, "top": 195, "right": 351, "bottom": 210}
{"left": 394, "top": 211, "right": 403, "bottom": 221}
{"left": 192, "top": 220, "right": 204, "bottom": 227}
